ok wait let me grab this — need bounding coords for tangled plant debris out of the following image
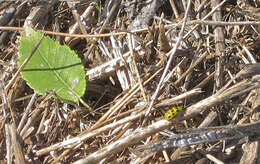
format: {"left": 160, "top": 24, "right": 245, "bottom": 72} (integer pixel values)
{"left": 1, "top": 0, "right": 260, "bottom": 163}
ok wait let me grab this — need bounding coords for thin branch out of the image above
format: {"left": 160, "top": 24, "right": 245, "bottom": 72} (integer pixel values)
{"left": 142, "top": 0, "right": 193, "bottom": 125}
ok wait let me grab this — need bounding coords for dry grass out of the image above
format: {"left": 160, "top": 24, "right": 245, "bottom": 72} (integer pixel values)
{"left": 1, "top": 0, "right": 260, "bottom": 163}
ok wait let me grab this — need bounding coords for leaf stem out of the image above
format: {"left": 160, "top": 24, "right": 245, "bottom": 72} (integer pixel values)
{"left": 79, "top": 97, "right": 94, "bottom": 112}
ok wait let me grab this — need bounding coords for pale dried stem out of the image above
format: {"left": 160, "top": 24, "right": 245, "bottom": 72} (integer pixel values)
{"left": 36, "top": 110, "right": 146, "bottom": 156}
{"left": 20, "top": 107, "right": 44, "bottom": 139}
{"left": 196, "top": 0, "right": 210, "bottom": 13}
{"left": 110, "top": 36, "right": 133, "bottom": 90}
{"left": 0, "top": 81, "right": 12, "bottom": 164}
{"left": 9, "top": 124, "right": 26, "bottom": 164}
{"left": 35, "top": 87, "right": 201, "bottom": 156}
{"left": 66, "top": 2, "right": 88, "bottom": 36}
{"left": 127, "top": 33, "right": 147, "bottom": 101}
{"left": 205, "top": 153, "right": 225, "bottom": 164}
{"left": 143, "top": 0, "right": 192, "bottom": 125}
{"left": 5, "top": 35, "right": 43, "bottom": 91}
{"left": 23, "top": 0, "right": 58, "bottom": 29}
{"left": 174, "top": 80, "right": 260, "bottom": 122}
{"left": 184, "top": 0, "right": 227, "bottom": 39}
{"left": 174, "top": 51, "right": 208, "bottom": 85}
{"left": 243, "top": 45, "right": 257, "bottom": 63}
{"left": 212, "top": 0, "right": 226, "bottom": 91}
{"left": 17, "top": 92, "right": 38, "bottom": 133}
{"left": 1, "top": 20, "right": 259, "bottom": 39}
{"left": 239, "top": 88, "right": 260, "bottom": 163}
{"left": 65, "top": 3, "right": 96, "bottom": 43}
{"left": 169, "top": 0, "right": 179, "bottom": 18}
{"left": 87, "top": 45, "right": 143, "bottom": 81}
{"left": 155, "top": 88, "right": 202, "bottom": 107}
{"left": 91, "top": 68, "right": 163, "bottom": 129}
{"left": 73, "top": 120, "right": 171, "bottom": 164}
{"left": 194, "top": 71, "right": 215, "bottom": 89}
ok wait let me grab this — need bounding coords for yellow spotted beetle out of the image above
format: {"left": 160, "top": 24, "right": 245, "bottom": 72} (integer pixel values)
{"left": 164, "top": 106, "right": 183, "bottom": 120}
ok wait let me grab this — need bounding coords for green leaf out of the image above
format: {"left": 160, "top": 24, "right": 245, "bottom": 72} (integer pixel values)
{"left": 18, "top": 28, "right": 86, "bottom": 103}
